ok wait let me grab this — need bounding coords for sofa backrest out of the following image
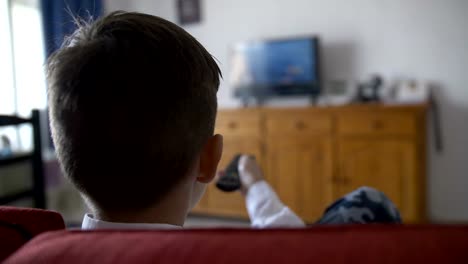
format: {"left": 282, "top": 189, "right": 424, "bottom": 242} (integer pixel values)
{"left": 5, "top": 225, "right": 468, "bottom": 264}
{"left": 0, "top": 206, "right": 65, "bottom": 261}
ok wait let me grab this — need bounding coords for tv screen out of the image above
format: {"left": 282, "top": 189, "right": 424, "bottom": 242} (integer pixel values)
{"left": 230, "top": 37, "right": 320, "bottom": 98}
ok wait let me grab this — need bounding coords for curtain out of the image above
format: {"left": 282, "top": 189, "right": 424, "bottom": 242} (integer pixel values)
{"left": 40, "top": 0, "right": 103, "bottom": 57}
{"left": 40, "top": 0, "right": 103, "bottom": 149}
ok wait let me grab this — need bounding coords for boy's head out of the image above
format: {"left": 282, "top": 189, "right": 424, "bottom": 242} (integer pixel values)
{"left": 47, "top": 11, "right": 223, "bottom": 218}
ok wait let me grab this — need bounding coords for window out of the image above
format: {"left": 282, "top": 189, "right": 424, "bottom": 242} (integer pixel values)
{"left": 0, "top": 0, "right": 46, "bottom": 152}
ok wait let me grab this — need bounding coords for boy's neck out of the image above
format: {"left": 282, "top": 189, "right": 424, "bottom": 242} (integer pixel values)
{"left": 92, "top": 181, "right": 192, "bottom": 227}
{"left": 95, "top": 204, "right": 185, "bottom": 227}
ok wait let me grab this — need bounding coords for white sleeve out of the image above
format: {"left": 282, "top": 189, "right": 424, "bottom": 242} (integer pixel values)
{"left": 245, "top": 181, "right": 306, "bottom": 228}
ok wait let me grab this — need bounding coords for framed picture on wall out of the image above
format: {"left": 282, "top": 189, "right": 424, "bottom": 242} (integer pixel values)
{"left": 177, "top": 0, "right": 202, "bottom": 25}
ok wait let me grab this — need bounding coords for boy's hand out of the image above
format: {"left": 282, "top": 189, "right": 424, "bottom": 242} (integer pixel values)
{"left": 238, "top": 155, "right": 264, "bottom": 196}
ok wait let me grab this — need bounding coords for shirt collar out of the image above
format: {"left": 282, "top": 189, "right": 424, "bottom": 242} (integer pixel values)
{"left": 81, "top": 213, "right": 183, "bottom": 230}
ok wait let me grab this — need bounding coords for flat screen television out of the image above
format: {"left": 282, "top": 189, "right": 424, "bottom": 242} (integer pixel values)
{"left": 230, "top": 36, "right": 320, "bottom": 100}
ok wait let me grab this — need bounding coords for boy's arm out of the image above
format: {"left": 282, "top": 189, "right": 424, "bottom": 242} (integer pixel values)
{"left": 238, "top": 155, "right": 306, "bottom": 228}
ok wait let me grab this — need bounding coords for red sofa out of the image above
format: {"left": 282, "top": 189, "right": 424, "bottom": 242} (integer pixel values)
{"left": 0, "top": 206, "right": 64, "bottom": 261}
{"left": 2, "top": 207, "right": 468, "bottom": 264}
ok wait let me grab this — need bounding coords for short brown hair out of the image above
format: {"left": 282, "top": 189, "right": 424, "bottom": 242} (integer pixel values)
{"left": 47, "top": 11, "right": 221, "bottom": 212}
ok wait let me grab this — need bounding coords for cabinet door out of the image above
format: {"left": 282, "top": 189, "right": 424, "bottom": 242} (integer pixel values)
{"left": 194, "top": 137, "right": 263, "bottom": 218}
{"left": 266, "top": 137, "right": 333, "bottom": 223}
{"left": 336, "top": 139, "right": 417, "bottom": 221}
{"left": 192, "top": 109, "right": 262, "bottom": 218}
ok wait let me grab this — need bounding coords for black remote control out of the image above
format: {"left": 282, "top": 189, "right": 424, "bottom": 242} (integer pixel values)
{"left": 216, "top": 154, "right": 242, "bottom": 192}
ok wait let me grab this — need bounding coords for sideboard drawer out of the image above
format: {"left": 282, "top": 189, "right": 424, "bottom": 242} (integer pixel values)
{"left": 215, "top": 111, "right": 261, "bottom": 137}
{"left": 337, "top": 113, "right": 416, "bottom": 136}
{"left": 266, "top": 114, "right": 332, "bottom": 136}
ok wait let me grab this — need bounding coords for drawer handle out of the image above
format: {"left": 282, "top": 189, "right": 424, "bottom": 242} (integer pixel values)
{"left": 295, "top": 121, "right": 306, "bottom": 130}
{"left": 372, "top": 120, "right": 384, "bottom": 130}
{"left": 228, "top": 122, "right": 238, "bottom": 129}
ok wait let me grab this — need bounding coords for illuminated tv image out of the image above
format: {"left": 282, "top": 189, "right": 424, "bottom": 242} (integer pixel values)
{"left": 230, "top": 37, "right": 320, "bottom": 97}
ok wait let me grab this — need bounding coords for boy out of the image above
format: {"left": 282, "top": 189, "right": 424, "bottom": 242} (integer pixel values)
{"left": 48, "top": 11, "right": 400, "bottom": 229}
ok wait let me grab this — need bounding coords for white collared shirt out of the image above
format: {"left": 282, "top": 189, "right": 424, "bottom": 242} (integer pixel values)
{"left": 246, "top": 181, "right": 305, "bottom": 227}
{"left": 82, "top": 214, "right": 182, "bottom": 230}
{"left": 82, "top": 181, "right": 305, "bottom": 229}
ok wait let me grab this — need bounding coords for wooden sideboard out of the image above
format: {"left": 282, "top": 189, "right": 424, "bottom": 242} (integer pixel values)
{"left": 192, "top": 104, "right": 428, "bottom": 223}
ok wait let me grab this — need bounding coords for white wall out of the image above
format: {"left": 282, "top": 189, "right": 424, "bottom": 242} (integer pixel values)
{"left": 106, "top": 0, "right": 468, "bottom": 222}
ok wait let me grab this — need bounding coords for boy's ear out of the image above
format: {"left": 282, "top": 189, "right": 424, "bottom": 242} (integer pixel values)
{"left": 197, "top": 134, "right": 223, "bottom": 183}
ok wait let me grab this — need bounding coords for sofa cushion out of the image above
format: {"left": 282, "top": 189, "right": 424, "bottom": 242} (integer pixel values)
{"left": 0, "top": 206, "right": 65, "bottom": 261}
{"left": 5, "top": 225, "right": 468, "bottom": 264}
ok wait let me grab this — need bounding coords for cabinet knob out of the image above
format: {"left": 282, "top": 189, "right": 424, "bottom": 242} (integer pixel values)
{"left": 295, "top": 121, "right": 306, "bottom": 130}
{"left": 342, "top": 177, "right": 351, "bottom": 186}
{"left": 228, "top": 122, "right": 237, "bottom": 129}
{"left": 331, "top": 175, "right": 340, "bottom": 184}
{"left": 331, "top": 176, "right": 351, "bottom": 186}
{"left": 316, "top": 153, "right": 323, "bottom": 162}
{"left": 372, "top": 120, "right": 384, "bottom": 130}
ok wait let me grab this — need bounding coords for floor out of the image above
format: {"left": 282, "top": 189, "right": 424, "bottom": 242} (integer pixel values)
{"left": 185, "top": 214, "right": 250, "bottom": 228}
